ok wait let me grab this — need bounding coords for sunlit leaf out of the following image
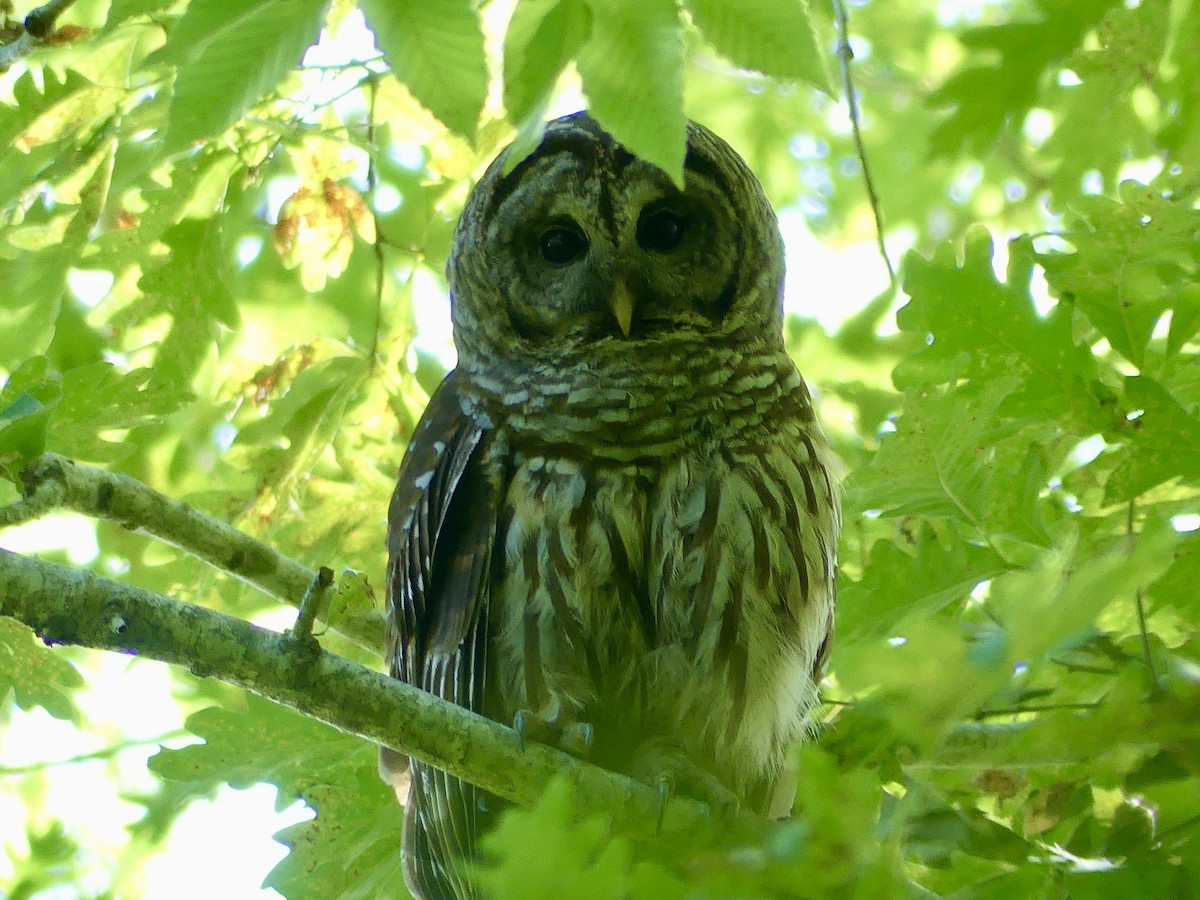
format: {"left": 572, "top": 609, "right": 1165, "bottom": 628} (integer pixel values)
{"left": 1105, "top": 377, "right": 1200, "bottom": 503}
{"left": 159, "top": 0, "right": 332, "bottom": 149}
{"left": 1036, "top": 184, "right": 1200, "bottom": 368}
{"left": 685, "top": 0, "right": 831, "bottom": 92}
{"left": 898, "top": 229, "right": 1102, "bottom": 429}
{"left": 576, "top": 0, "right": 686, "bottom": 185}
{"left": 0, "top": 617, "right": 82, "bottom": 721}
{"left": 362, "top": 0, "right": 487, "bottom": 139}
{"left": 504, "top": 0, "right": 592, "bottom": 125}
{"left": 928, "top": 0, "right": 1120, "bottom": 156}
{"left": 151, "top": 695, "right": 405, "bottom": 897}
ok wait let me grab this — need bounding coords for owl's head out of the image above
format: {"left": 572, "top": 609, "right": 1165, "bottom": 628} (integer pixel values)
{"left": 448, "top": 112, "right": 785, "bottom": 366}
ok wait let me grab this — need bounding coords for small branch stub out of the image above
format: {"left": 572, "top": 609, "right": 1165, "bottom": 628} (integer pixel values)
{"left": 290, "top": 565, "right": 335, "bottom": 646}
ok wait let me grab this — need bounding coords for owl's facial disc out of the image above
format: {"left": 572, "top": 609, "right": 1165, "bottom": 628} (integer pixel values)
{"left": 478, "top": 119, "right": 750, "bottom": 344}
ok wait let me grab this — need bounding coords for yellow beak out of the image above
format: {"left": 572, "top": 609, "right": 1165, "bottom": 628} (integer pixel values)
{"left": 610, "top": 281, "right": 635, "bottom": 337}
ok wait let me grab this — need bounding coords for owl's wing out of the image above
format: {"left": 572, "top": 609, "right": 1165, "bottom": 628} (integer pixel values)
{"left": 385, "top": 370, "right": 499, "bottom": 899}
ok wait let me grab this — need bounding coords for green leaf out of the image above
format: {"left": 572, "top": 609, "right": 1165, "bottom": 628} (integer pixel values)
{"left": 897, "top": 229, "right": 1100, "bottom": 428}
{"left": 0, "top": 391, "right": 54, "bottom": 473}
{"left": 1167, "top": 288, "right": 1200, "bottom": 357}
{"left": 0, "top": 392, "right": 44, "bottom": 425}
{"left": 846, "top": 379, "right": 1015, "bottom": 529}
{"left": 0, "top": 137, "right": 113, "bottom": 364}
{"left": 150, "top": 695, "right": 405, "bottom": 898}
{"left": 52, "top": 364, "right": 192, "bottom": 463}
{"left": 928, "top": 0, "right": 1120, "bottom": 156}
{"left": 1, "top": 822, "right": 98, "bottom": 898}
{"left": 362, "top": 0, "right": 487, "bottom": 139}
{"left": 504, "top": 0, "right": 592, "bottom": 124}
{"left": 903, "top": 800, "right": 1031, "bottom": 866}
{"left": 839, "top": 523, "right": 1008, "bottom": 643}
{"left": 1038, "top": 1, "right": 1169, "bottom": 195}
{"left": 1064, "top": 861, "right": 1180, "bottom": 899}
{"left": 834, "top": 614, "right": 1012, "bottom": 749}
{"left": 1158, "top": 0, "right": 1200, "bottom": 163}
{"left": 1103, "top": 800, "right": 1156, "bottom": 859}
{"left": 0, "top": 68, "right": 97, "bottom": 151}
{"left": 576, "top": 0, "right": 686, "bottom": 186}
{"left": 479, "top": 778, "right": 683, "bottom": 899}
{"left": 138, "top": 218, "right": 238, "bottom": 390}
{"left": 1149, "top": 533, "right": 1200, "bottom": 616}
{"left": 0, "top": 360, "right": 63, "bottom": 477}
{"left": 787, "top": 746, "right": 883, "bottom": 890}
{"left": 159, "top": 0, "right": 331, "bottom": 149}
{"left": 988, "top": 519, "right": 1178, "bottom": 666}
{"left": 1035, "top": 184, "right": 1200, "bottom": 368}
{"left": 104, "top": 0, "right": 177, "bottom": 30}
{"left": 327, "top": 569, "right": 381, "bottom": 636}
{"left": 685, "top": 0, "right": 831, "bottom": 92}
{"left": 0, "top": 617, "right": 82, "bottom": 722}
{"left": 1105, "top": 376, "right": 1200, "bottom": 503}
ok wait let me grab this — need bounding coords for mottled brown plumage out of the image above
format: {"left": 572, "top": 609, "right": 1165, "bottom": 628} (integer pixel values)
{"left": 383, "top": 113, "right": 840, "bottom": 898}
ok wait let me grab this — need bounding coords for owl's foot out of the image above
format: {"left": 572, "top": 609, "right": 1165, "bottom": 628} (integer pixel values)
{"left": 512, "top": 698, "right": 593, "bottom": 758}
{"left": 630, "top": 740, "right": 741, "bottom": 832}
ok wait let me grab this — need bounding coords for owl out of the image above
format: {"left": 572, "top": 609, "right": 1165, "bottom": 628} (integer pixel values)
{"left": 383, "top": 112, "right": 840, "bottom": 898}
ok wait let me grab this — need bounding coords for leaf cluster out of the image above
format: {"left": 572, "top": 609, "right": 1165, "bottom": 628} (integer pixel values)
{"left": 1, "top": 0, "right": 1198, "bottom": 896}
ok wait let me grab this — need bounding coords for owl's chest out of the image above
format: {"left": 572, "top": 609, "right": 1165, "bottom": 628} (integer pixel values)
{"left": 487, "top": 420, "right": 837, "bottom": 753}
{"left": 492, "top": 452, "right": 658, "bottom": 675}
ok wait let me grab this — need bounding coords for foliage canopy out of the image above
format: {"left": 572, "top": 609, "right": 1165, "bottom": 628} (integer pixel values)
{"left": 1, "top": 0, "right": 1198, "bottom": 896}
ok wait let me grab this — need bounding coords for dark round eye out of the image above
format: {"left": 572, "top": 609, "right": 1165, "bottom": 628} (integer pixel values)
{"left": 637, "top": 206, "right": 687, "bottom": 253}
{"left": 538, "top": 225, "right": 588, "bottom": 266}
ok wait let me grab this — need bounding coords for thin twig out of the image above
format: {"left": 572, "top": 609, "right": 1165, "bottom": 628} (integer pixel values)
{"left": 830, "top": 0, "right": 896, "bottom": 288}
{"left": 973, "top": 701, "right": 1101, "bottom": 720}
{"left": 366, "top": 73, "right": 386, "bottom": 367}
{"left": 1158, "top": 812, "right": 1200, "bottom": 842}
{"left": 1127, "top": 500, "right": 1161, "bottom": 696}
{"left": 1048, "top": 657, "right": 1118, "bottom": 676}
{"left": 291, "top": 565, "right": 334, "bottom": 644}
{"left": 300, "top": 55, "right": 386, "bottom": 72}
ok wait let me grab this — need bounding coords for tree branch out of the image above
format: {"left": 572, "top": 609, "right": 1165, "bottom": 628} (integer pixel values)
{"left": 2, "top": 453, "right": 385, "bottom": 654}
{"left": 0, "top": 548, "right": 713, "bottom": 840}
{"left": 0, "top": 0, "right": 79, "bottom": 73}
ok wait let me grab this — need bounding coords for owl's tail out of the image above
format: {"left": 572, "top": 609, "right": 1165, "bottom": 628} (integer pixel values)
{"left": 402, "top": 761, "right": 486, "bottom": 900}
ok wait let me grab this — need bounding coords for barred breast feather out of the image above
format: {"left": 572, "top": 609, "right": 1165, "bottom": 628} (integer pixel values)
{"left": 480, "top": 337, "right": 840, "bottom": 813}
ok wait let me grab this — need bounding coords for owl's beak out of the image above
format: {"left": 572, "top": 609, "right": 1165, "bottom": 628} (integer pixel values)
{"left": 610, "top": 280, "right": 636, "bottom": 337}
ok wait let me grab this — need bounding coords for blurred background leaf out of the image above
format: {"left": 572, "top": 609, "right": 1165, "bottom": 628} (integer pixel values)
{"left": 1, "top": 0, "right": 1197, "bottom": 895}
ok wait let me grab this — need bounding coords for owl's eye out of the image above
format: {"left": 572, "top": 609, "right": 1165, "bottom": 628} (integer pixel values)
{"left": 538, "top": 225, "right": 589, "bottom": 266}
{"left": 637, "top": 206, "right": 687, "bottom": 253}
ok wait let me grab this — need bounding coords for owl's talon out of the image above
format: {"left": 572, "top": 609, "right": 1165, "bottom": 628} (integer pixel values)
{"left": 632, "top": 739, "right": 741, "bottom": 827}
{"left": 654, "top": 773, "right": 673, "bottom": 835}
{"left": 512, "top": 709, "right": 551, "bottom": 751}
{"left": 513, "top": 710, "right": 526, "bottom": 751}
{"left": 560, "top": 721, "right": 593, "bottom": 757}
{"left": 512, "top": 704, "right": 592, "bottom": 758}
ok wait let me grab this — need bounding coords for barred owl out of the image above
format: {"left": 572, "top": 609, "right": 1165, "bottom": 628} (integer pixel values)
{"left": 383, "top": 112, "right": 840, "bottom": 898}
